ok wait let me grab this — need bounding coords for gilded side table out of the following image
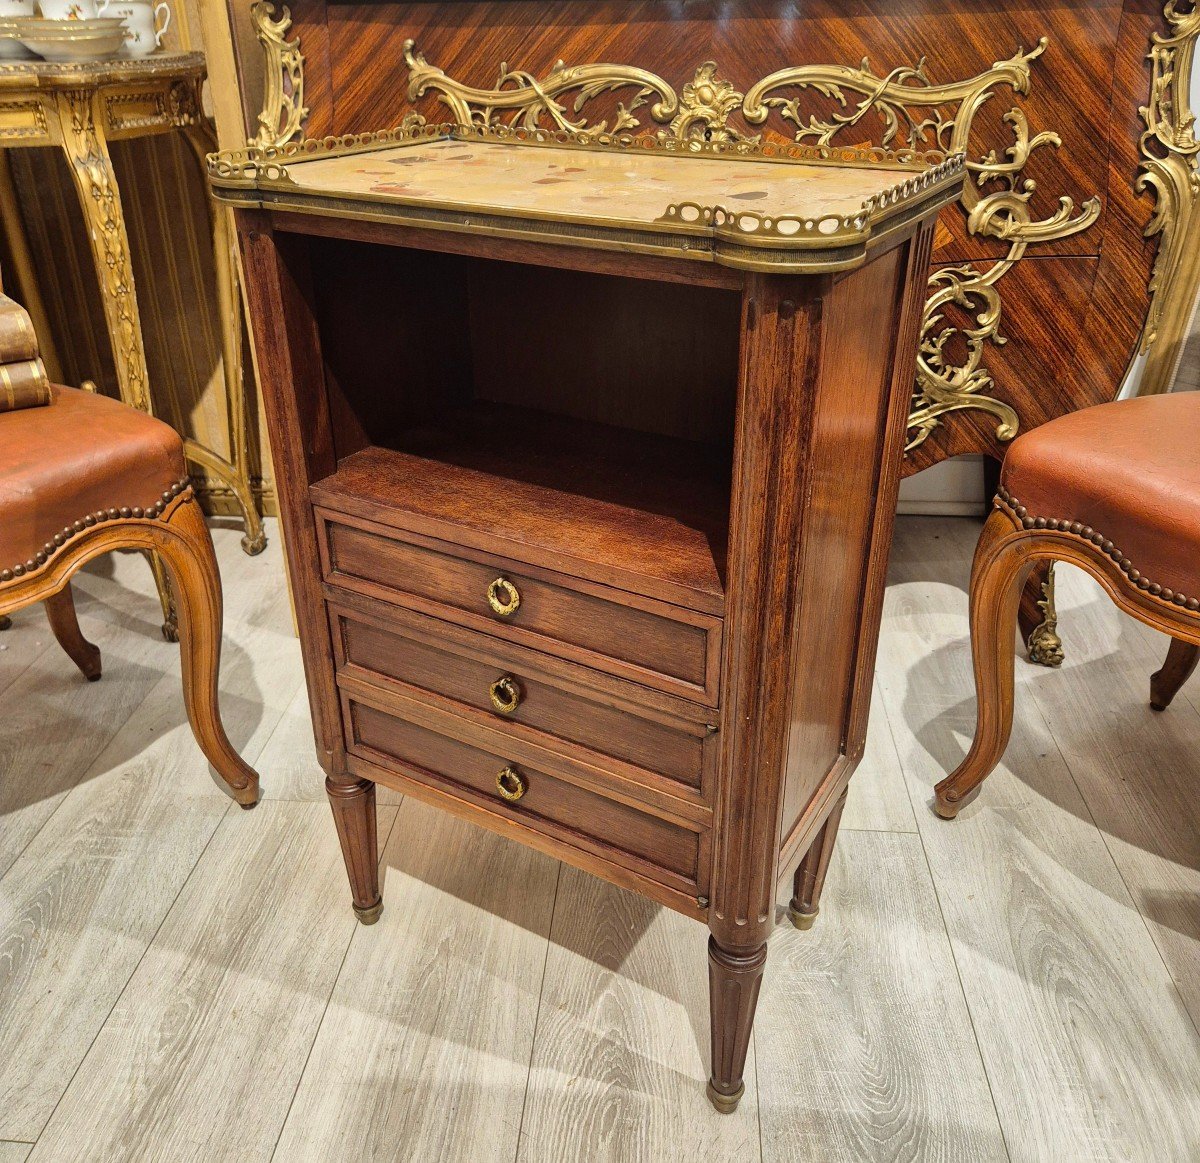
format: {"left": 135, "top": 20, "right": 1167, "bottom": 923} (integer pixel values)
{"left": 0, "top": 53, "right": 265, "bottom": 583}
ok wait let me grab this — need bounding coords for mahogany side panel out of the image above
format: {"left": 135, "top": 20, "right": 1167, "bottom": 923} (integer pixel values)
{"left": 777, "top": 244, "right": 905, "bottom": 843}
{"left": 236, "top": 213, "right": 344, "bottom": 773}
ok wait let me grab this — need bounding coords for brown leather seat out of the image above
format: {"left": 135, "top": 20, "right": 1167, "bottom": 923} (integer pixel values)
{"left": 0, "top": 384, "right": 187, "bottom": 582}
{"left": 999, "top": 392, "right": 1200, "bottom": 612}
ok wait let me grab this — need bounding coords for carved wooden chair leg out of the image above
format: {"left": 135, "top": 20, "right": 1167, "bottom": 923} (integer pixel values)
{"left": 153, "top": 498, "right": 259, "bottom": 807}
{"left": 44, "top": 583, "right": 101, "bottom": 681}
{"left": 935, "top": 510, "right": 1037, "bottom": 819}
{"left": 326, "top": 774, "right": 382, "bottom": 923}
{"left": 1150, "top": 638, "right": 1200, "bottom": 712}
{"left": 788, "top": 788, "right": 848, "bottom": 930}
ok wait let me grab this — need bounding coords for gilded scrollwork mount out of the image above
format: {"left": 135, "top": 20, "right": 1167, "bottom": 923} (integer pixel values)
{"left": 247, "top": 5, "right": 1195, "bottom": 445}
{"left": 1136, "top": 0, "right": 1200, "bottom": 394}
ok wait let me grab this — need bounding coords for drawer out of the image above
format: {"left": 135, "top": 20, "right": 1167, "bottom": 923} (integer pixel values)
{"left": 316, "top": 510, "right": 721, "bottom": 705}
{"left": 329, "top": 599, "right": 716, "bottom": 795}
{"left": 343, "top": 692, "right": 706, "bottom": 894}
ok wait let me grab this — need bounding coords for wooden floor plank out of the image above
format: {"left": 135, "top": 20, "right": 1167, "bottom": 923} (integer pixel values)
{"left": 31, "top": 800, "right": 384, "bottom": 1163}
{"left": 0, "top": 525, "right": 293, "bottom": 877}
{"left": 275, "top": 799, "right": 558, "bottom": 1163}
{"left": 518, "top": 865, "right": 761, "bottom": 1163}
{"left": 1024, "top": 563, "right": 1200, "bottom": 1029}
{"left": 880, "top": 516, "right": 1200, "bottom": 1162}
{"left": 0, "top": 605, "right": 49, "bottom": 698}
{"left": 0, "top": 608, "right": 172, "bottom": 877}
{"left": 758, "top": 829, "right": 1006, "bottom": 1162}
{"left": 255, "top": 683, "right": 402, "bottom": 806}
{"left": 0, "top": 1143, "right": 32, "bottom": 1163}
{"left": 0, "top": 585, "right": 300, "bottom": 1141}
{"left": 842, "top": 682, "right": 918, "bottom": 833}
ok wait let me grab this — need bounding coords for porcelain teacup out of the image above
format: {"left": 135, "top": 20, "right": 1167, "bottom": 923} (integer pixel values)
{"left": 109, "top": 0, "right": 167, "bottom": 55}
{"left": 36, "top": 0, "right": 111, "bottom": 18}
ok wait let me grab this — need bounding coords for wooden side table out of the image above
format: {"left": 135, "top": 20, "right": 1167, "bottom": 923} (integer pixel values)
{"left": 0, "top": 54, "right": 265, "bottom": 601}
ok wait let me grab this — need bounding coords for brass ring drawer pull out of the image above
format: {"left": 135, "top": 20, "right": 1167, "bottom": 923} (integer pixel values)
{"left": 495, "top": 765, "right": 527, "bottom": 802}
{"left": 489, "top": 675, "right": 522, "bottom": 715}
{"left": 486, "top": 576, "right": 521, "bottom": 617}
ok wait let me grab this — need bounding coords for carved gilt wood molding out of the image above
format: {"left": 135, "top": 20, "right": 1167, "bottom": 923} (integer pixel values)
{"left": 1136, "top": 0, "right": 1200, "bottom": 394}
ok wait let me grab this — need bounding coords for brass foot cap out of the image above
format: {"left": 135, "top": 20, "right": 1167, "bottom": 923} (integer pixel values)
{"left": 932, "top": 797, "right": 961, "bottom": 820}
{"left": 241, "top": 532, "right": 267, "bottom": 556}
{"left": 161, "top": 621, "right": 179, "bottom": 644}
{"left": 706, "top": 1079, "right": 744, "bottom": 1114}
{"left": 788, "top": 903, "right": 818, "bottom": 931}
{"left": 354, "top": 900, "right": 384, "bottom": 925}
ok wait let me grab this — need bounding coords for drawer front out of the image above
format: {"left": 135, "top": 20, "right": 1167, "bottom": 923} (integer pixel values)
{"left": 345, "top": 695, "right": 704, "bottom": 891}
{"left": 331, "top": 603, "right": 714, "bottom": 793}
{"left": 318, "top": 512, "right": 720, "bottom": 704}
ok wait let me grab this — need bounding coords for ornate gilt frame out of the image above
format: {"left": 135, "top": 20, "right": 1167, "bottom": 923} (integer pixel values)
{"left": 249, "top": 2, "right": 1200, "bottom": 434}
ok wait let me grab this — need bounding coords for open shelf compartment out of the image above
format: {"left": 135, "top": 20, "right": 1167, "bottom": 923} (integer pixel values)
{"left": 303, "top": 238, "right": 742, "bottom": 614}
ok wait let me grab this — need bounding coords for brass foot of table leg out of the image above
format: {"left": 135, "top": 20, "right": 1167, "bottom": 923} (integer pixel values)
{"left": 706, "top": 1079, "right": 744, "bottom": 1114}
{"left": 353, "top": 899, "right": 383, "bottom": 925}
{"left": 787, "top": 903, "right": 818, "bottom": 930}
{"left": 241, "top": 530, "right": 268, "bottom": 556}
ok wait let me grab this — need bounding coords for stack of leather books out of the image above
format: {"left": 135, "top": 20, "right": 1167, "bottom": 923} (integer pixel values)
{"left": 0, "top": 294, "right": 48, "bottom": 413}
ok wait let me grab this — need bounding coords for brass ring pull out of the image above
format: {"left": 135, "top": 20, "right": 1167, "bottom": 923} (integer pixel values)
{"left": 489, "top": 675, "right": 522, "bottom": 715}
{"left": 486, "top": 576, "right": 521, "bottom": 617}
{"left": 495, "top": 765, "right": 527, "bottom": 802}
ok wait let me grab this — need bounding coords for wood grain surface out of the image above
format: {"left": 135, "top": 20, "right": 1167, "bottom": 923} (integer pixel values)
{"left": 237, "top": 0, "right": 1162, "bottom": 472}
{"left": 275, "top": 800, "right": 557, "bottom": 1163}
{"left": 758, "top": 830, "right": 1007, "bottom": 1162}
{"left": 6, "top": 518, "right": 1200, "bottom": 1156}
{"left": 880, "top": 517, "right": 1200, "bottom": 1161}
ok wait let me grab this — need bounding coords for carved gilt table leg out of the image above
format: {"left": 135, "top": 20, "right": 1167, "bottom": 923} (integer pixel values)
{"left": 54, "top": 87, "right": 178, "bottom": 639}
{"left": 179, "top": 119, "right": 267, "bottom": 556}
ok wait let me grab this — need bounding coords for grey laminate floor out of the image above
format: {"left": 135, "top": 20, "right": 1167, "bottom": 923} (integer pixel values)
{"left": 1, "top": 516, "right": 1198, "bottom": 1162}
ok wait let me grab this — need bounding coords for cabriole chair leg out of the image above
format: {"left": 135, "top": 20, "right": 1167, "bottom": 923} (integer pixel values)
{"left": 154, "top": 499, "right": 259, "bottom": 807}
{"left": 935, "top": 510, "right": 1037, "bottom": 819}
{"left": 44, "top": 583, "right": 102, "bottom": 681}
{"left": 1150, "top": 638, "right": 1199, "bottom": 712}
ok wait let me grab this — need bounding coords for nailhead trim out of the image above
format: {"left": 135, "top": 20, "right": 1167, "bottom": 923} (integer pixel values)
{"left": 997, "top": 486, "right": 1200, "bottom": 612}
{"left": 0, "top": 478, "right": 192, "bottom": 584}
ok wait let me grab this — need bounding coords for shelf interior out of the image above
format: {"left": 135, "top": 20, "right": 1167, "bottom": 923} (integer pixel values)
{"left": 304, "top": 238, "right": 742, "bottom": 611}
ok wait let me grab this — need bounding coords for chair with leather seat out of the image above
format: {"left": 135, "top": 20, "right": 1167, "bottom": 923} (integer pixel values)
{"left": 936, "top": 391, "right": 1199, "bottom": 819}
{"left": 0, "top": 295, "right": 258, "bottom": 808}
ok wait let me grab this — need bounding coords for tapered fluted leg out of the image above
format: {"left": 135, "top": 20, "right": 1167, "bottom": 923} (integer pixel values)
{"left": 935, "top": 510, "right": 1036, "bottom": 819}
{"left": 155, "top": 497, "right": 259, "bottom": 806}
{"left": 326, "top": 775, "right": 382, "bottom": 924}
{"left": 1150, "top": 638, "right": 1199, "bottom": 711}
{"left": 44, "top": 584, "right": 102, "bottom": 681}
{"left": 789, "top": 789, "right": 848, "bottom": 930}
{"left": 706, "top": 936, "right": 766, "bottom": 1113}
